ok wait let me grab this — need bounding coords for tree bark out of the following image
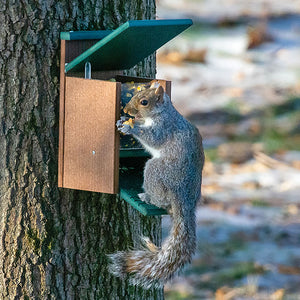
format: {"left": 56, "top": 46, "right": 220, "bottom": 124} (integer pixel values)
{"left": 0, "top": 0, "right": 163, "bottom": 299}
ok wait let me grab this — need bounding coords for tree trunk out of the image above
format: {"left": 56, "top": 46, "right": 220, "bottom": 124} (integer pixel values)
{"left": 0, "top": 0, "right": 163, "bottom": 299}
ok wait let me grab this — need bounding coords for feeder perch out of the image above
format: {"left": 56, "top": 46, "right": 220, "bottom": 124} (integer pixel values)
{"left": 58, "top": 19, "right": 192, "bottom": 216}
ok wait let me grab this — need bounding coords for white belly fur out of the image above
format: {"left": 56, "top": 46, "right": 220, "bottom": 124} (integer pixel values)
{"left": 137, "top": 118, "right": 161, "bottom": 158}
{"left": 143, "top": 144, "right": 161, "bottom": 159}
{"left": 136, "top": 137, "right": 161, "bottom": 159}
{"left": 141, "top": 117, "right": 154, "bottom": 128}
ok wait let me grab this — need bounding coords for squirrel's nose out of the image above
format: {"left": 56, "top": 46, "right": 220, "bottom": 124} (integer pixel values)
{"left": 123, "top": 107, "right": 128, "bottom": 114}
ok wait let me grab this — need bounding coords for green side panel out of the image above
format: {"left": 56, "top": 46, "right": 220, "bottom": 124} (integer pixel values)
{"left": 64, "top": 19, "right": 192, "bottom": 72}
{"left": 120, "top": 189, "right": 168, "bottom": 216}
{"left": 119, "top": 164, "right": 168, "bottom": 216}
{"left": 60, "top": 30, "right": 113, "bottom": 40}
{"left": 119, "top": 149, "right": 150, "bottom": 158}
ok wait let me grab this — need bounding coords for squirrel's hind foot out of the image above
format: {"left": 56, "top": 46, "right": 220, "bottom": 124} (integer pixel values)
{"left": 138, "top": 193, "right": 151, "bottom": 204}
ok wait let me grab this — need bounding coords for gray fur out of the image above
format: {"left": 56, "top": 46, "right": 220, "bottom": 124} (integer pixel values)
{"left": 109, "top": 88, "right": 204, "bottom": 288}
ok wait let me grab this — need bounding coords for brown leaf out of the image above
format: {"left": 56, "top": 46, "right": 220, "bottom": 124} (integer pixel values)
{"left": 278, "top": 264, "right": 300, "bottom": 275}
{"left": 247, "top": 23, "right": 273, "bottom": 49}
{"left": 184, "top": 49, "right": 207, "bottom": 63}
{"left": 270, "top": 289, "right": 285, "bottom": 300}
{"left": 215, "top": 287, "right": 229, "bottom": 300}
{"left": 157, "top": 51, "right": 184, "bottom": 65}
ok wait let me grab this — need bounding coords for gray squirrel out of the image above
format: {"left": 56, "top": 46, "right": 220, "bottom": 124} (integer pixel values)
{"left": 109, "top": 83, "right": 204, "bottom": 289}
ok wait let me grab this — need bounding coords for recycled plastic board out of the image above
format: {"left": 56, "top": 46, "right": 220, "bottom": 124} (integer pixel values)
{"left": 63, "top": 19, "right": 193, "bottom": 72}
{"left": 61, "top": 77, "right": 120, "bottom": 194}
{"left": 119, "top": 165, "right": 168, "bottom": 216}
{"left": 60, "top": 30, "right": 112, "bottom": 40}
{"left": 120, "top": 188, "right": 168, "bottom": 216}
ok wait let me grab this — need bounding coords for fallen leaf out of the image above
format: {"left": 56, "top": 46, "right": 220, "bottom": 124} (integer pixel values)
{"left": 215, "top": 287, "right": 229, "bottom": 300}
{"left": 278, "top": 264, "right": 300, "bottom": 275}
{"left": 157, "top": 51, "right": 184, "bottom": 65}
{"left": 184, "top": 49, "right": 207, "bottom": 63}
{"left": 270, "top": 289, "right": 285, "bottom": 300}
{"left": 223, "top": 87, "right": 243, "bottom": 98}
{"left": 287, "top": 204, "right": 299, "bottom": 215}
{"left": 247, "top": 23, "right": 273, "bottom": 49}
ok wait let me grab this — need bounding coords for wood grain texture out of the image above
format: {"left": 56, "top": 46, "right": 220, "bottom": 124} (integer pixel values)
{"left": 63, "top": 77, "right": 120, "bottom": 193}
{"left": 58, "top": 40, "right": 66, "bottom": 187}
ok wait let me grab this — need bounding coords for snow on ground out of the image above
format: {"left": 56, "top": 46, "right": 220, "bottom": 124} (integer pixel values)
{"left": 158, "top": 1, "right": 300, "bottom": 299}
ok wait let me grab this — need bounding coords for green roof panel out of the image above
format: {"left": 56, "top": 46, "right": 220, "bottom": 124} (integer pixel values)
{"left": 62, "top": 19, "right": 192, "bottom": 72}
{"left": 60, "top": 30, "right": 112, "bottom": 40}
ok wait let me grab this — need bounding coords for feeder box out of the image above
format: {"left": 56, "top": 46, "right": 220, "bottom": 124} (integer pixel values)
{"left": 58, "top": 19, "right": 192, "bottom": 215}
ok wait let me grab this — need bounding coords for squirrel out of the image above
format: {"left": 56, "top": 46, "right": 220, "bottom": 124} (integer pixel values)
{"left": 108, "top": 83, "right": 204, "bottom": 289}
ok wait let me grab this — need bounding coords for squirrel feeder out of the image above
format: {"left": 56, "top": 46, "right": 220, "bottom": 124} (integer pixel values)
{"left": 58, "top": 19, "right": 192, "bottom": 215}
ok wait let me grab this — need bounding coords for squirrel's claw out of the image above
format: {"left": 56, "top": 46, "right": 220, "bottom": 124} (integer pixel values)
{"left": 120, "top": 124, "right": 131, "bottom": 134}
{"left": 116, "top": 119, "right": 124, "bottom": 129}
{"left": 116, "top": 119, "right": 131, "bottom": 135}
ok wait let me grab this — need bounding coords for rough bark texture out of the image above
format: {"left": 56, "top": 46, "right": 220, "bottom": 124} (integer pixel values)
{"left": 0, "top": 0, "right": 163, "bottom": 299}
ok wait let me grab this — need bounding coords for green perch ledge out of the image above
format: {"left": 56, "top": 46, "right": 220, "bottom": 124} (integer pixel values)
{"left": 119, "top": 162, "right": 168, "bottom": 216}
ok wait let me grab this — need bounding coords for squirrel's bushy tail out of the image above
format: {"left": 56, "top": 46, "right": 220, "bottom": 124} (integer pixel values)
{"left": 108, "top": 201, "right": 196, "bottom": 289}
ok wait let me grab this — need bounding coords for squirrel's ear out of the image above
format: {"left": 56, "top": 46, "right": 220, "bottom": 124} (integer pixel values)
{"left": 150, "top": 81, "right": 160, "bottom": 89}
{"left": 155, "top": 85, "right": 164, "bottom": 96}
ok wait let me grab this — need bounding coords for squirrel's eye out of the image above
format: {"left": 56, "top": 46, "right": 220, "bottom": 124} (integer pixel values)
{"left": 140, "top": 99, "right": 148, "bottom": 106}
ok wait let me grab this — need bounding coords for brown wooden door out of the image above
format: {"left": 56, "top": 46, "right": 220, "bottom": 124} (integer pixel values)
{"left": 60, "top": 76, "right": 120, "bottom": 194}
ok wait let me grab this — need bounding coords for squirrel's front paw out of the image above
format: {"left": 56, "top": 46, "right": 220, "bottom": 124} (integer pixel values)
{"left": 116, "top": 119, "right": 124, "bottom": 129}
{"left": 116, "top": 119, "right": 131, "bottom": 135}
